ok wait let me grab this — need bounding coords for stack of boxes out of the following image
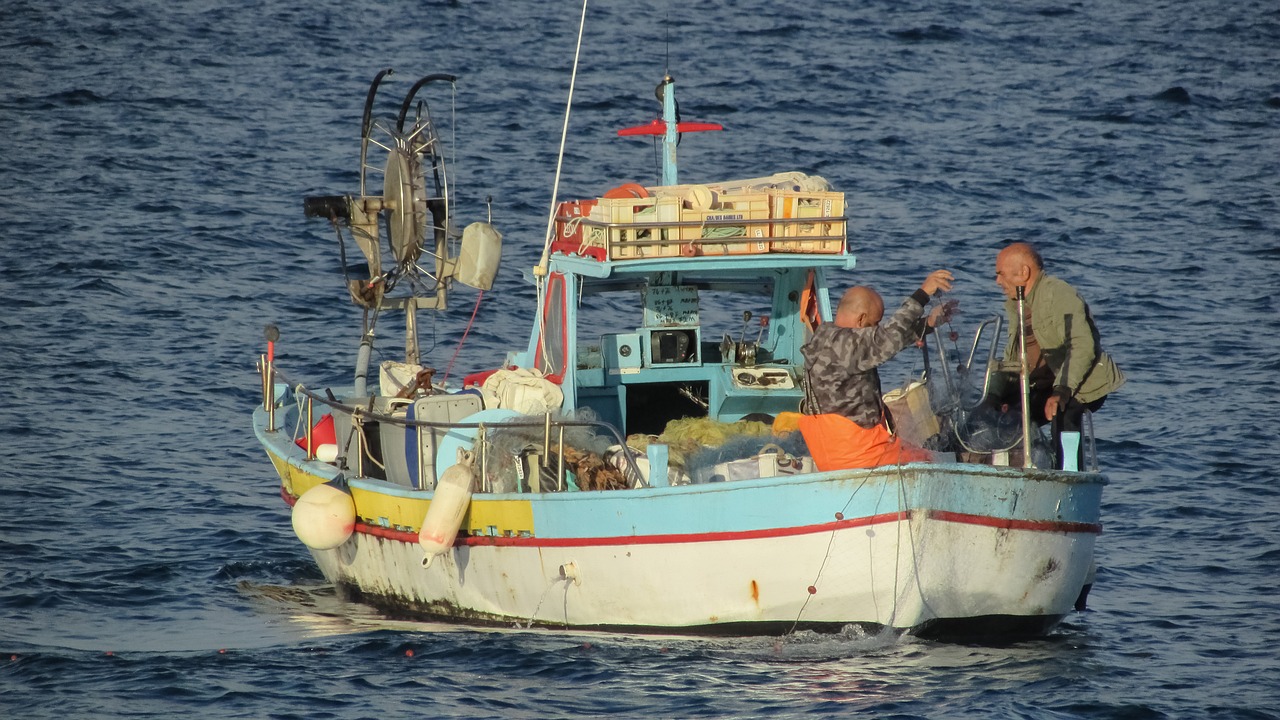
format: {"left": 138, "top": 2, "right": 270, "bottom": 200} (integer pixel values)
{"left": 599, "top": 195, "right": 684, "bottom": 260}
{"left": 552, "top": 184, "right": 847, "bottom": 260}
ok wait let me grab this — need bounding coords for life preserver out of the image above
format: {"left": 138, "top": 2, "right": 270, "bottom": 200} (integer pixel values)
{"left": 602, "top": 182, "right": 649, "bottom": 199}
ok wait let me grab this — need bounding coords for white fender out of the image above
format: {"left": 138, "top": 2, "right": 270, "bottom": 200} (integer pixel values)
{"left": 291, "top": 483, "right": 356, "bottom": 550}
{"left": 419, "top": 449, "right": 475, "bottom": 567}
{"left": 315, "top": 443, "right": 339, "bottom": 463}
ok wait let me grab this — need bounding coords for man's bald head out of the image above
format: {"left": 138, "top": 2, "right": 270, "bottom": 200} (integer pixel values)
{"left": 997, "top": 242, "right": 1043, "bottom": 270}
{"left": 835, "top": 286, "right": 885, "bottom": 328}
{"left": 995, "top": 242, "right": 1044, "bottom": 299}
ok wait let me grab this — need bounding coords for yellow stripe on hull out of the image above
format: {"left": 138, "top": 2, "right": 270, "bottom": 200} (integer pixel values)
{"left": 351, "top": 484, "right": 534, "bottom": 536}
{"left": 267, "top": 446, "right": 535, "bottom": 537}
{"left": 349, "top": 486, "right": 429, "bottom": 531}
{"left": 266, "top": 451, "right": 330, "bottom": 498}
{"left": 464, "top": 499, "right": 535, "bottom": 537}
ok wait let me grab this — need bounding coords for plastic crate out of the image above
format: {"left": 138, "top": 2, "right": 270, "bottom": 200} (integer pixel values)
{"left": 601, "top": 196, "right": 684, "bottom": 260}
{"left": 770, "top": 190, "right": 847, "bottom": 253}
{"left": 678, "top": 192, "right": 771, "bottom": 255}
{"left": 551, "top": 199, "right": 604, "bottom": 260}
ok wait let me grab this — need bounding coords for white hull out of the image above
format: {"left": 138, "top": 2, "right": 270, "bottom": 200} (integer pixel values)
{"left": 311, "top": 510, "right": 1095, "bottom": 634}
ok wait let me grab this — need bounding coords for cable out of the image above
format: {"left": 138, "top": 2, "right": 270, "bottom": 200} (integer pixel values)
{"left": 788, "top": 472, "right": 874, "bottom": 634}
{"left": 442, "top": 290, "right": 484, "bottom": 383}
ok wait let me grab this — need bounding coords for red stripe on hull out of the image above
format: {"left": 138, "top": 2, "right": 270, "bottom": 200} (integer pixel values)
{"left": 359, "top": 524, "right": 417, "bottom": 542}
{"left": 926, "top": 510, "right": 1102, "bottom": 535}
{"left": 331, "top": 508, "right": 1101, "bottom": 548}
{"left": 458, "top": 511, "right": 910, "bottom": 548}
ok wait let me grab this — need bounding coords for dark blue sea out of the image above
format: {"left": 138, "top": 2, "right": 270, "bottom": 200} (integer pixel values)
{"left": 3, "top": 0, "right": 1279, "bottom": 717}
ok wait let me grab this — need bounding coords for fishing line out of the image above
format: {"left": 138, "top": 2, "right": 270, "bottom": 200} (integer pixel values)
{"left": 865, "top": 476, "right": 893, "bottom": 624}
{"left": 888, "top": 463, "right": 909, "bottom": 629}
{"left": 896, "top": 462, "right": 937, "bottom": 624}
{"left": 788, "top": 471, "right": 874, "bottom": 634}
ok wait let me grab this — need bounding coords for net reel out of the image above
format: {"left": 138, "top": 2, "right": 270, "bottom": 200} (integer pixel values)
{"left": 303, "top": 70, "right": 503, "bottom": 369}
{"left": 304, "top": 70, "right": 457, "bottom": 313}
{"left": 925, "top": 315, "right": 1045, "bottom": 458}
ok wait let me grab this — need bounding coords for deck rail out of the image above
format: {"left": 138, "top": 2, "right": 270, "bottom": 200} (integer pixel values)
{"left": 258, "top": 356, "right": 646, "bottom": 491}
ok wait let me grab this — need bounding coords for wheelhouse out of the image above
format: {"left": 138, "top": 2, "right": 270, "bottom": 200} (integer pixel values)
{"left": 509, "top": 253, "right": 856, "bottom": 436}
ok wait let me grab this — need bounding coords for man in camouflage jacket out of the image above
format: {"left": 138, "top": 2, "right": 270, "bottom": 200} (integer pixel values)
{"left": 801, "top": 270, "right": 956, "bottom": 429}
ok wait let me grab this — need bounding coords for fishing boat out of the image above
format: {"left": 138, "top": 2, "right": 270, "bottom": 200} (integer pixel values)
{"left": 252, "top": 67, "right": 1105, "bottom": 641}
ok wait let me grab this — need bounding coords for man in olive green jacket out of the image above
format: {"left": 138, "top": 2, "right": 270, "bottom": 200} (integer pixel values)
{"left": 995, "top": 242, "right": 1125, "bottom": 470}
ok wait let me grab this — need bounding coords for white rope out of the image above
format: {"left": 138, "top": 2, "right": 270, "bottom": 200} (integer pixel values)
{"left": 532, "top": 0, "right": 589, "bottom": 375}
{"left": 535, "top": 0, "right": 590, "bottom": 277}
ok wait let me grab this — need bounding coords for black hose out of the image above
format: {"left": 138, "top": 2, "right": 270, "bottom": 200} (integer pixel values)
{"left": 359, "top": 68, "right": 395, "bottom": 196}
{"left": 396, "top": 73, "right": 457, "bottom": 133}
{"left": 361, "top": 68, "right": 395, "bottom": 142}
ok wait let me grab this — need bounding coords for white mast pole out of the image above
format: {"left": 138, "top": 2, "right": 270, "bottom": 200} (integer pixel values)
{"left": 535, "top": 0, "right": 591, "bottom": 279}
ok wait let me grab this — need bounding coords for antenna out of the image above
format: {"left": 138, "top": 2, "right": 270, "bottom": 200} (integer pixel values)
{"left": 618, "top": 77, "right": 723, "bottom": 187}
{"left": 665, "top": 17, "right": 670, "bottom": 76}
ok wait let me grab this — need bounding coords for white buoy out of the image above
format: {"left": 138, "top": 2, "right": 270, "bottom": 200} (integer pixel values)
{"left": 419, "top": 448, "right": 476, "bottom": 567}
{"left": 291, "top": 483, "right": 356, "bottom": 550}
{"left": 315, "top": 443, "right": 339, "bottom": 463}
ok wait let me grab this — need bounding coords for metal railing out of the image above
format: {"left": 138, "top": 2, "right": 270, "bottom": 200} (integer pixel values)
{"left": 557, "top": 213, "right": 850, "bottom": 250}
{"left": 930, "top": 315, "right": 1099, "bottom": 471}
{"left": 258, "top": 359, "right": 646, "bottom": 492}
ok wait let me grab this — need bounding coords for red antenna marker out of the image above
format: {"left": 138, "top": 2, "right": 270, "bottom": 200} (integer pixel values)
{"left": 616, "top": 75, "right": 722, "bottom": 186}
{"left": 617, "top": 118, "right": 723, "bottom": 136}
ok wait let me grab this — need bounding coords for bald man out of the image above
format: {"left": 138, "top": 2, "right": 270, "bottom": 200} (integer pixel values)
{"left": 994, "top": 242, "right": 1125, "bottom": 470}
{"left": 801, "top": 270, "right": 955, "bottom": 429}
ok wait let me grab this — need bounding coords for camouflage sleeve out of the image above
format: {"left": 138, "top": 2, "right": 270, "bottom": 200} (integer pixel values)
{"left": 863, "top": 294, "right": 929, "bottom": 367}
{"left": 823, "top": 294, "right": 927, "bottom": 372}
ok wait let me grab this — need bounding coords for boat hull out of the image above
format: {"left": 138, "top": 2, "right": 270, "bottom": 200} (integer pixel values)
{"left": 256, "top": 408, "right": 1102, "bottom": 639}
